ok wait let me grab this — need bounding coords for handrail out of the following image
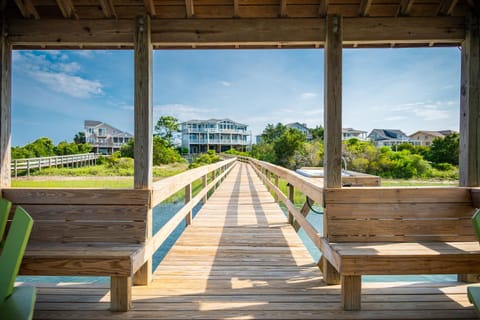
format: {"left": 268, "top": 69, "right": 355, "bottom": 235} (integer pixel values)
{"left": 150, "top": 162, "right": 236, "bottom": 255}
{"left": 151, "top": 158, "right": 237, "bottom": 208}
{"left": 148, "top": 158, "right": 237, "bottom": 258}
{"left": 246, "top": 159, "right": 328, "bottom": 257}
{"left": 247, "top": 157, "right": 323, "bottom": 205}
{"left": 11, "top": 153, "right": 100, "bottom": 176}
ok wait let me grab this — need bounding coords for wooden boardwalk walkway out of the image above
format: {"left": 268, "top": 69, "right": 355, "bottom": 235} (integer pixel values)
{"left": 31, "top": 163, "right": 477, "bottom": 319}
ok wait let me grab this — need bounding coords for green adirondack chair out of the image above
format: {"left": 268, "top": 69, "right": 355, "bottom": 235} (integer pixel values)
{"left": 0, "top": 198, "right": 12, "bottom": 248}
{"left": 0, "top": 206, "right": 36, "bottom": 320}
{"left": 468, "top": 209, "right": 480, "bottom": 318}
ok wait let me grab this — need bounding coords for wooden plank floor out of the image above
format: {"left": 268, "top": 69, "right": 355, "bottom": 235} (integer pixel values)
{"left": 30, "top": 163, "right": 477, "bottom": 319}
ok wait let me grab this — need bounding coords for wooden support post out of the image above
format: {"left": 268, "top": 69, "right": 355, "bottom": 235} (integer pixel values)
{"left": 0, "top": 28, "right": 11, "bottom": 189}
{"left": 341, "top": 275, "right": 361, "bottom": 311}
{"left": 185, "top": 183, "right": 192, "bottom": 225}
{"left": 133, "top": 15, "right": 153, "bottom": 286}
{"left": 110, "top": 276, "right": 132, "bottom": 312}
{"left": 459, "top": 13, "right": 480, "bottom": 283}
{"left": 274, "top": 175, "right": 279, "bottom": 202}
{"left": 323, "top": 14, "right": 343, "bottom": 285}
{"left": 288, "top": 183, "right": 294, "bottom": 225}
{"left": 294, "top": 198, "right": 311, "bottom": 232}
{"left": 202, "top": 174, "right": 207, "bottom": 203}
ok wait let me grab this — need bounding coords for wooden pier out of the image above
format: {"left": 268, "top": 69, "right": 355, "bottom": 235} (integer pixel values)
{"left": 28, "top": 163, "right": 477, "bottom": 319}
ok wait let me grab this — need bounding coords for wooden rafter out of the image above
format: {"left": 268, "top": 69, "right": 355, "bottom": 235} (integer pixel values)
{"left": 399, "top": 0, "right": 414, "bottom": 16}
{"left": 56, "top": 0, "right": 77, "bottom": 18}
{"left": 437, "top": 0, "right": 459, "bottom": 16}
{"left": 358, "top": 0, "right": 373, "bottom": 16}
{"left": 14, "top": 0, "right": 39, "bottom": 19}
{"left": 280, "top": 0, "right": 288, "bottom": 17}
{"left": 186, "top": 0, "right": 194, "bottom": 18}
{"left": 98, "top": 0, "right": 117, "bottom": 18}
{"left": 318, "top": 0, "right": 328, "bottom": 17}
{"left": 233, "top": 0, "right": 239, "bottom": 17}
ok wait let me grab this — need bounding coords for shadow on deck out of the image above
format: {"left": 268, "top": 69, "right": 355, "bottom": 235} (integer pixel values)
{"left": 27, "top": 163, "right": 477, "bottom": 319}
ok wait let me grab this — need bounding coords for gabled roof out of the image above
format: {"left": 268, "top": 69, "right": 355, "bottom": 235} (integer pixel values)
{"left": 84, "top": 120, "right": 133, "bottom": 137}
{"left": 409, "top": 130, "right": 446, "bottom": 138}
{"left": 343, "top": 128, "right": 367, "bottom": 134}
{"left": 368, "top": 129, "right": 408, "bottom": 141}
{"left": 286, "top": 122, "right": 308, "bottom": 130}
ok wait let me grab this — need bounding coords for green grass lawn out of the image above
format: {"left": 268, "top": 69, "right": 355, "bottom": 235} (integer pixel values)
{"left": 12, "top": 178, "right": 133, "bottom": 189}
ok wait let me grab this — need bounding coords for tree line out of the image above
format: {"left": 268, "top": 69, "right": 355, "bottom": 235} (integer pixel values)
{"left": 11, "top": 133, "right": 92, "bottom": 159}
{"left": 251, "top": 123, "right": 459, "bottom": 180}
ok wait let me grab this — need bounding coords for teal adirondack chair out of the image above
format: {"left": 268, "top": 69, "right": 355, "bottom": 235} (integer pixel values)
{"left": 0, "top": 198, "right": 12, "bottom": 248}
{"left": 468, "top": 209, "right": 480, "bottom": 317}
{"left": 0, "top": 206, "right": 36, "bottom": 320}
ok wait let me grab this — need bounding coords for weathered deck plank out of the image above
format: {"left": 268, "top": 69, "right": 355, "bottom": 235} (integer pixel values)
{"left": 27, "top": 163, "right": 477, "bottom": 319}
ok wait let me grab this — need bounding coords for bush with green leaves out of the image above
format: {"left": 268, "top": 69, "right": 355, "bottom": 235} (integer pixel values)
{"left": 189, "top": 150, "right": 221, "bottom": 169}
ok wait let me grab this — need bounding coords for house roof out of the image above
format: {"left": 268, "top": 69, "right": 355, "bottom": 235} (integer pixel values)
{"left": 181, "top": 119, "right": 248, "bottom": 128}
{"left": 286, "top": 122, "right": 308, "bottom": 130}
{"left": 368, "top": 129, "right": 408, "bottom": 141}
{"left": 84, "top": 120, "right": 133, "bottom": 137}
{"left": 409, "top": 130, "right": 446, "bottom": 138}
{"left": 342, "top": 128, "right": 367, "bottom": 134}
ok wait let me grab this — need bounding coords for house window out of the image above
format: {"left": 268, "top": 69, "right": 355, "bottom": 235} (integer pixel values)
{"left": 98, "top": 128, "right": 106, "bottom": 136}
{"left": 88, "top": 128, "right": 94, "bottom": 134}
{"left": 425, "top": 135, "right": 429, "bottom": 140}
{"left": 113, "top": 137, "right": 118, "bottom": 143}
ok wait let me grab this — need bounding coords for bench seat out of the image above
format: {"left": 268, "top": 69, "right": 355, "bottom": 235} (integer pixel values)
{"left": 322, "top": 187, "right": 480, "bottom": 311}
{"left": 20, "top": 242, "right": 145, "bottom": 277}
{"left": 328, "top": 241, "right": 480, "bottom": 275}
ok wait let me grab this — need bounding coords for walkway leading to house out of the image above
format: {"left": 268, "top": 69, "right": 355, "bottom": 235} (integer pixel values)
{"left": 32, "top": 162, "right": 477, "bottom": 319}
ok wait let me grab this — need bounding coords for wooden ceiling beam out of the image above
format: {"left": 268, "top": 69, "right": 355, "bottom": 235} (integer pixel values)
{"left": 399, "top": 0, "right": 414, "bottom": 16}
{"left": 14, "top": 0, "right": 39, "bottom": 19}
{"left": 144, "top": 0, "right": 157, "bottom": 17}
{"left": 437, "top": 0, "right": 459, "bottom": 16}
{"left": 280, "top": 0, "right": 288, "bottom": 17}
{"left": 318, "top": 0, "right": 328, "bottom": 17}
{"left": 56, "top": 0, "right": 77, "bottom": 19}
{"left": 7, "top": 17, "right": 465, "bottom": 49}
{"left": 359, "top": 0, "right": 373, "bottom": 17}
{"left": 98, "top": 0, "right": 117, "bottom": 18}
{"left": 185, "top": 0, "right": 195, "bottom": 18}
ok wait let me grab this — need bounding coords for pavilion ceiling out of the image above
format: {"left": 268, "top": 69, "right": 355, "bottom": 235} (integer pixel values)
{"left": 1, "top": 0, "right": 477, "bottom": 49}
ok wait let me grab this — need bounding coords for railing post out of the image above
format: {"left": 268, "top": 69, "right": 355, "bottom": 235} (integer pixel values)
{"left": 14, "top": 159, "right": 17, "bottom": 177}
{"left": 288, "top": 183, "right": 295, "bottom": 225}
{"left": 202, "top": 174, "right": 207, "bottom": 204}
{"left": 27, "top": 159, "right": 30, "bottom": 176}
{"left": 274, "top": 174, "right": 279, "bottom": 202}
{"left": 185, "top": 183, "right": 192, "bottom": 226}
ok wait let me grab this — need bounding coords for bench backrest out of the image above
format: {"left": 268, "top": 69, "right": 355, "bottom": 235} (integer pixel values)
{"left": 2, "top": 189, "right": 150, "bottom": 244}
{"left": 324, "top": 187, "right": 477, "bottom": 242}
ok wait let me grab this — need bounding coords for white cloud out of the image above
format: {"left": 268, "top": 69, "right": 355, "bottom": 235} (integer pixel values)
{"left": 74, "top": 50, "right": 95, "bottom": 58}
{"left": 13, "top": 51, "right": 103, "bottom": 98}
{"left": 153, "top": 104, "right": 218, "bottom": 122}
{"left": 300, "top": 92, "right": 317, "bottom": 100}
{"left": 220, "top": 81, "right": 231, "bottom": 87}
{"left": 385, "top": 116, "right": 407, "bottom": 121}
{"left": 33, "top": 71, "right": 102, "bottom": 98}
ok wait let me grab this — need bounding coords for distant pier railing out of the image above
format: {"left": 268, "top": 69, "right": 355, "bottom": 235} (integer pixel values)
{"left": 11, "top": 153, "right": 100, "bottom": 176}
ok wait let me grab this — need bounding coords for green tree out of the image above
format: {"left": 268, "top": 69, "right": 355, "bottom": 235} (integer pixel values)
{"left": 273, "top": 128, "right": 306, "bottom": 169}
{"left": 261, "top": 123, "right": 287, "bottom": 143}
{"left": 155, "top": 116, "right": 179, "bottom": 147}
{"left": 310, "top": 125, "right": 324, "bottom": 141}
{"left": 425, "top": 133, "right": 459, "bottom": 165}
{"left": 73, "top": 132, "right": 86, "bottom": 144}
{"left": 120, "top": 137, "right": 184, "bottom": 165}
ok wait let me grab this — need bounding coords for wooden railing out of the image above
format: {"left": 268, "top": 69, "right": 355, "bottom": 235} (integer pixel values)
{"left": 242, "top": 157, "right": 328, "bottom": 260}
{"left": 147, "top": 158, "right": 237, "bottom": 259}
{"left": 11, "top": 153, "right": 100, "bottom": 176}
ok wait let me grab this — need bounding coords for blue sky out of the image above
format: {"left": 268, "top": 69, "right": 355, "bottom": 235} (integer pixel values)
{"left": 12, "top": 47, "right": 460, "bottom": 146}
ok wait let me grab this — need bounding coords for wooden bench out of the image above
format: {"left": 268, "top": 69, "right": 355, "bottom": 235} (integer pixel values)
{"left": 1, "top": 188, "right": 151, "bottom": 312}
{"left": 322, "top": 187, "right": 480, "bottom": 311}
